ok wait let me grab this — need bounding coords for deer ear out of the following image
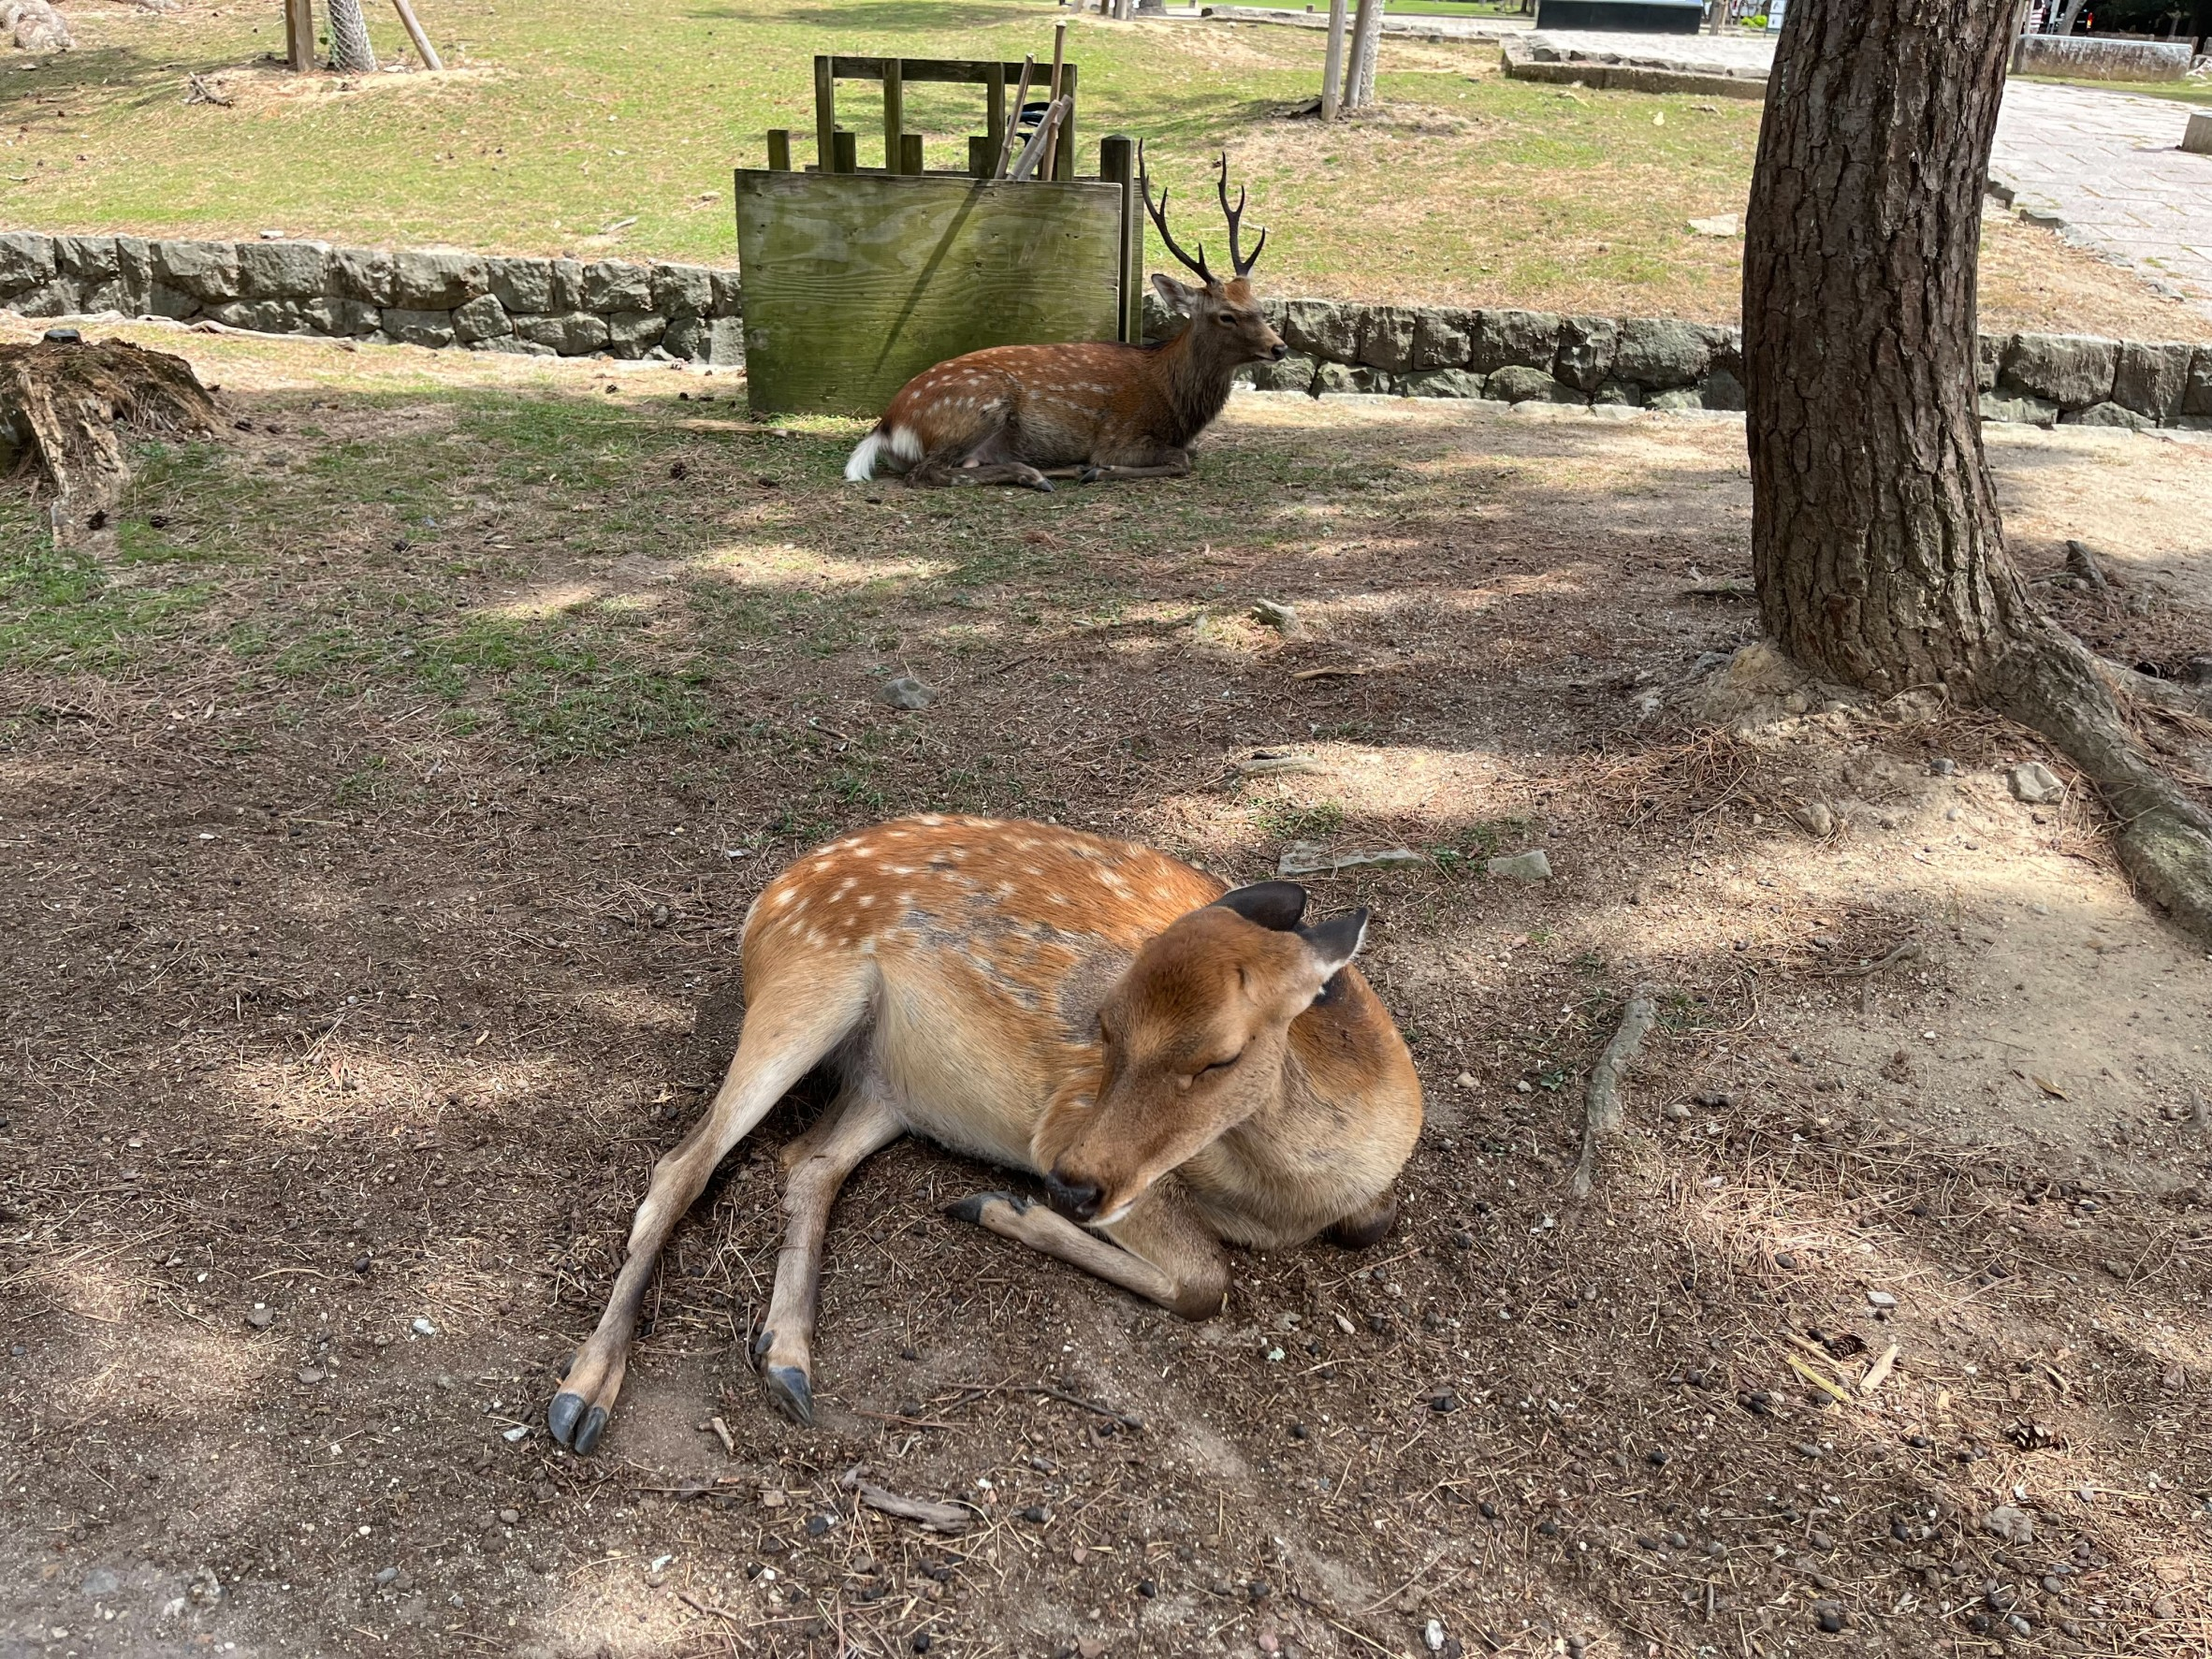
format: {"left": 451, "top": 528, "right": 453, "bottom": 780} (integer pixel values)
{"left": 1297, "top": 909, "right": 1369, "bottom": 982}
{"left": 1211, "top": 880, "right": 1307, "bottom": 932}
{"left": 1151, "top": 272, "right": 1201, "bottom": 314}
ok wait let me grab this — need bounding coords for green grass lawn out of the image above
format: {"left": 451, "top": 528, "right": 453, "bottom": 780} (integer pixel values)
{"left": 0, "top": 0, "right": 2195, "bottom": 333}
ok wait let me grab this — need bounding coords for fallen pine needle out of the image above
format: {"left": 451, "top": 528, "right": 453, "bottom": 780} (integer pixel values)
{"left": 1783, "top": 1351, "right": 1853, "bottom": 1404}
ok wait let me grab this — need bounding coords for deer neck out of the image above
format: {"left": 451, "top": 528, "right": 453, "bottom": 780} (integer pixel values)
{"left": 1183, "top": 978, "right": 1422, "bottom": 1247}
{"left": 1154, "top": 321, "right": 1243, "bottom": 446}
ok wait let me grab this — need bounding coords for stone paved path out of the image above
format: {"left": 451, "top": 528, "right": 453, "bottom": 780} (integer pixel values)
{"left": 1990, "top": 80, "right": 2212, "bottom": 324}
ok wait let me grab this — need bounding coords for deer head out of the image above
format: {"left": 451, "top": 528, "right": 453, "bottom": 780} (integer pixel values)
{"left": 1140, "top": 146, "right": 1288, "bottom": 368}
{"left": 1035, "top": 882, "right": 1368, "bottom": 1226}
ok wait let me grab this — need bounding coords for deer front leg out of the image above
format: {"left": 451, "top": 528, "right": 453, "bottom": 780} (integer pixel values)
{"left": 750, "top": 1084, "right": 905, "bottom": 1425}
{"left": 946, "top": 1184, "right": 1228, "bottom": 1321}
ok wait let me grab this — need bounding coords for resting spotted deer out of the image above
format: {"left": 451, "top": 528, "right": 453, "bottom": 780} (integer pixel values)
{"left": 842, "top": 148, "right": 1289, "bottom": 492}
{"left": 547, "top": 815, "right": 1422, "bottom": 1449}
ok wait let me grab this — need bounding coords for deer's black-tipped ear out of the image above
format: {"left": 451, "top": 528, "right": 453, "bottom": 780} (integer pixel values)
{"left": 1152, "top": 272, "right": 1201, "bottom": 315}
{"left": 1212, "top": 880, "right": 1308, "bottom": 932}
{"left": 1298, "top": 909, "right": 1369, "bottom": 980}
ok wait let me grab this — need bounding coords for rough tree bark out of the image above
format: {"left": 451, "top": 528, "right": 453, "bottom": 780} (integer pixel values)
{"left": 327, "top": 0, "right": 377, "bottom": 72}
{"left": 1743, "top": 0, "right": 2212, "bottom": 937}
{"left": 0, "top": 340, "right": 219, "bottom": 546}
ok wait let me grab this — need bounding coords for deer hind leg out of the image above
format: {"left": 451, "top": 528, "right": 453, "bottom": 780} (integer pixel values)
{"left": 548, "top": 965, "right": 873, "bottom": 1454}
{"left": 750, "top": 1080, "right": 905, "bottom": 1425}
{"left": 905, "top": 417, "right": 1055, "bottom": 494}
{"left": 1078, "top": 446, "right": 1192, "bottom": 485}
{"left": 946, "top": 1184, "right": 1229, "bottom": 1321}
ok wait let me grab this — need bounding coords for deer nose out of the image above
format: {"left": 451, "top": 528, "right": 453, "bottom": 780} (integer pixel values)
{"left": 1269, "top": 342, "right": 1289, "bottom": 360}
{"left": 1043, "top": 1172, "right": 1103, "bottom": 1223}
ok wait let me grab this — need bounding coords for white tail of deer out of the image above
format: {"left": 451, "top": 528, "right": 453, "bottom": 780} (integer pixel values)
{"left": 547, "top": 815, "right": 1422, "bottom": 1448}
{"left": 842, "top": 148, "right": 1289, "bottom": 492}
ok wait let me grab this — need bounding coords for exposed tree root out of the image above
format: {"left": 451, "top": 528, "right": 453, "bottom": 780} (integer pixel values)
{"left": 2003, "top": 629, "right": 2212, "bottom": 942}
{"left": 1569, "top": 984, "right": 1658, "bottom": 1201}
{"left": 0, "top": 338, "right": 219, "bottom": 547}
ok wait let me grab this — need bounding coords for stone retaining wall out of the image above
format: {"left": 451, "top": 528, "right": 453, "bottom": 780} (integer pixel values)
{"left": 2009, "top": 36, "right": 2198, "bottom": 81}
{"left": 4, "top": 228, "right": 2205, "bottom": 432}
{"left": 0, "top": 231, "right": 742, "bottom": 362}
{"left": 1155, "top": 298, "right": 2212, "bottom": 429}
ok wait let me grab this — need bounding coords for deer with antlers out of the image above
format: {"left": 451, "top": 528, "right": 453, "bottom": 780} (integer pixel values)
{"left": 843, "top": 148, "right": 1288, "bottom": 492}
{"left": 546, "top": 815, "right": 1422, "bottom": 1449}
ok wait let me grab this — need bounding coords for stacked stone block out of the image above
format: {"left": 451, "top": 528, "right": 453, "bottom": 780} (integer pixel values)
{"left": 1140, "top": 294, "right": 2211, "bottom": 429}
{"left": 0, "top": 233, "right": 743, "bottom": 363}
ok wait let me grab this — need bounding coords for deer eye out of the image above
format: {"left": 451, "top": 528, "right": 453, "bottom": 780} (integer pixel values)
{"left": 1197, "top": 1051, "right": 1243, "bottom": 1076}
{"left": 1214, "top": 313, "right": 1235, "bottom": 326}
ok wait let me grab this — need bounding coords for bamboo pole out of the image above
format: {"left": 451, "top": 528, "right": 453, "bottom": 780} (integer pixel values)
{"left": 991, "top": 54, "right": 1035, "bottom": 179}
{"left": 1321, "top": 0, "right": 1347, "bottom": 120}
{"left": 389, "top": 0, "right": 442, "bottom": 70}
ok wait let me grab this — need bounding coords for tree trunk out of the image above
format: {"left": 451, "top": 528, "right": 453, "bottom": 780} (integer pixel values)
{"left": 327, "top": 0, "right": 377, "bottom": 72}
{"left": 1342, "top": 0, "right": 1384, "bottom": 109}
{"left": 1743, "top": 0, "right": 2212, "bottom": 938}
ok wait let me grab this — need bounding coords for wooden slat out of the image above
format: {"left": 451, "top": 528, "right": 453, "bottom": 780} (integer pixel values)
{"left": 1055, "top": 63, "right": 1079, "bottom": 182}
{"left": 898, "top": 132, "right": 924, "bottom": 176}
{"left": 766, "top": 129, "right": 793, "bottom": 171}
{"left": 813, "top": 55, "right": 837, "bottom": 174}
{"left": 1097, "top": 135, "right": 1140, "bottom": 345}
{"left": 882, "top": 57, "right": 904, "bottom": 173}
{"left": 827, "top": 56, "right": 1073, "bottom": 87}
{"left": 734, "top": 171, "right": 1125, "bottom": 416}
{"left": 985, "top": 60, "right": 1007, "bottom": 162}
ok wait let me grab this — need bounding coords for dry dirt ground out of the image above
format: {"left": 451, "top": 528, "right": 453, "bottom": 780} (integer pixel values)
{"left": 2, "top": 324, "right": 2209, "bottom": 1659}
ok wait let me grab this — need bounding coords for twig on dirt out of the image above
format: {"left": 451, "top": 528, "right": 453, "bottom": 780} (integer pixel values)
{"left": 940, "top": 1381, "right": 1144, "bottom": 1431}
{"left": 1819, "top": 939, "right": 1920, "bottom": 979}
{"left": 1568, "top": 984, "right": 1658, "bottom": 1201}
{"left": 1783, "top": 1350, "right": 1853, "bottom": 1404}
{"left": 1290, "top": 664, "right": 1369, "bottom": 680}
{"left": 837, "top": 1464, "right": 976, "bottom": 1533}
{"left": 185, "top": 72, "right": 234, "bottom": 107}
{"left": 707, "top": 1415, "right": 735, "bottom": 1456}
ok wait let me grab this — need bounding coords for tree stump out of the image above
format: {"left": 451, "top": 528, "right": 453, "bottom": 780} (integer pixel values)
{"left": 0, "top": 338, "right": 219, "bottom": 546}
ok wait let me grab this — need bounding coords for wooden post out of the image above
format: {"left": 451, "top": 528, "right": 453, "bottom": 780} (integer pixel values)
{"left": 833, "top": 129, "right": 857, "bottom": 174}
{"left": 1055, "top": 61, "right": 1078, "bottom": 182}
{"left": 899, "top": 131, "right": 924, "bottom": 175}
{"left": 968, "top": 134, "right": 994, "bottom": 177}
{"left": 814, "top": 55, "right": 837, "bottom": 174}
{"left": 767, "top": 128, "right": 793, "bottom": 170}
{"left": 882, "top": 57, "right": 904, "bottom": 173}
{"left": 284, "top": 0, "right": 314, "bottom": 70}
{"left": 1343, "top": 0, "right": 1382, "bottom": 109}
{"left": 390, "top": 0, "right": 443, "bottom": 70}
{"left": 1099, "top": 134, "right": 1142, "bottom": 344}
{"left": 985, "top": 60, "right": 1007, "bottom": 167}
{"left": 1321, "top": 0, "right": 1348, "bottom": 120}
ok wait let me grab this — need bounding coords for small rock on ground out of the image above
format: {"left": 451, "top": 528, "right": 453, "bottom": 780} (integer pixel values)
{"left": 1250, "top": 599, "right": 1299, "bottom": 633}
{"left": 1983, "top": 1505, "right": 2036, "bottom": 1544}
{"left": 880, "top": 676, "right": 937, "bottom": 710}
{"left": 2007, "top": 761, "right": 2062, "bottom": 805}
{"left": 1485, "top": 849, "right": 1551, "bottom": 880}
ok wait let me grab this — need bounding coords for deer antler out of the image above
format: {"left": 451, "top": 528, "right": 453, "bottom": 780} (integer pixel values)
{"left": 1138, "top": 140, "right": 1214, "bottom": 286}
{"left": 1215, "top": 153, "right": 1267, "bottom": 278}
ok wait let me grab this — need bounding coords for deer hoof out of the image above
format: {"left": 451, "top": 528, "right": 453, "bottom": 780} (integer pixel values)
{"left": 945, "top": 1189, "right": 1029, "bottom": 1226}
{"left": 764, "top": 1364, "right": 815, "bottom": 1426}
{"left": 1021, "top": 474, "right": 1054, "bottom": 494}
{"left": 548, "top": 1388, "right": 609, "bottom": 1453}
{"left": 1079, "top": 466, "right": 1103, "bottom": 485}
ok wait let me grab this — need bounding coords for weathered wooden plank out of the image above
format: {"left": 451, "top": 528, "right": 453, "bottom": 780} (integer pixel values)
{"left": 827, "top": 56, "right": 1070, "bottom": 86}
{"left": 882, "top": 58, "right": 904, "bottom": 172}
{"left": 1098, "top": 135, "right": 1140, "bottom": 344}
{"left": 735, "top": 171, "right": 1124, "bottom": 417}
{"left": 898, "top": 132, "right": 924, "bottom": 176}
{"left": 813, "top": 56, "right": 837, "bottom": 173}
{"left": 766, "top": 129, "right": 793, "bottom": 171}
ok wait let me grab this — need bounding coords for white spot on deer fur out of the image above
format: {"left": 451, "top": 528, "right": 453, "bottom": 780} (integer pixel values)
{"left": 770, "top": 888, "right": 795, "bottom": 909}
{"left": 856, "top": 894, "right": 874, "bottom": 908}
{"left": 859, "top": 937, "right": 877, "bottom": 954}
